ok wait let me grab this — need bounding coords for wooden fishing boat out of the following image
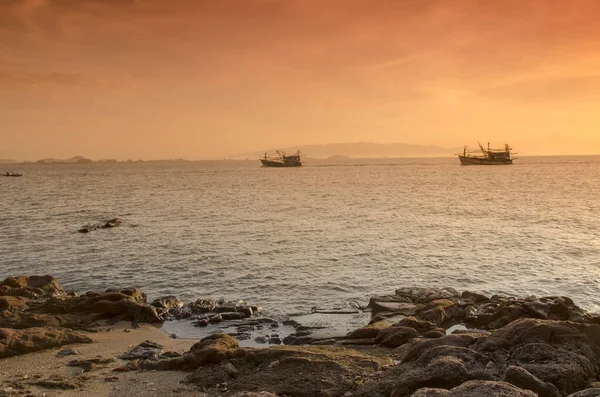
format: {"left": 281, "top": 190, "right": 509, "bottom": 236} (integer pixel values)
{"left": 458, "top": 142, "right": 516, "bottom": 165}
{"left": 260, "top": 150, "right": 303, "bottom": 167}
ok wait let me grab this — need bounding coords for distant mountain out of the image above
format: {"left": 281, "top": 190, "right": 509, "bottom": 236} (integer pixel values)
{"left": 36, "top": 155, "right": 93, "bottom": 164}
{"left": 234, "top": 142, "right": 461, "bottom": 159}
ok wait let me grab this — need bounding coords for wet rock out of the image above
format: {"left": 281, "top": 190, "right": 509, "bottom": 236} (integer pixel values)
{"left": 423, "top": 330, "right": 445, "bottom": 339}
{"left": 151, "top": 296, "right": 183, "bottom": 311}
{"left": 0, "top": 327, "right": 93, "bottom": 358}
{"left": 503, "top": 365, "right": 560, "bottom": 397}
{"left": 410, "top": 380, "right": 537, "bottom": 397}
{"left": 120, "top": 340, "right": 164, "bottom": 360}
{"left": 404, "top": 333, "right": 487, "bottom": 362}
{"left": 254, "top": 336, "right": 269, "bottom": 344}
{"left": 230, "top": 393, "right": 278, "bottom": 397}
{"left": 375, "top": 326, "right": 419, "bottom": 347}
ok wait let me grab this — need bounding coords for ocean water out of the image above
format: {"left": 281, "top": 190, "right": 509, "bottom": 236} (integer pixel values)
{"left": 1, "top": 156, "right": 599, "bottom": 315}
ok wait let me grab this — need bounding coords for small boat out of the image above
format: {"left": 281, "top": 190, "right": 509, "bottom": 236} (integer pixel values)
{"left": 458, "top": 142, "right": 516, "bottom": 165}
{"left": 3, "top": 172, "right": 23, "bottom": 177}
{"left": 260, "top": 150, "right": 303, "bottom": 167}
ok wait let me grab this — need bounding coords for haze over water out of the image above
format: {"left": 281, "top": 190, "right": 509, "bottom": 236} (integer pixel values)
{"left": 1, "top": 156, "right": 599, "bottom": 315}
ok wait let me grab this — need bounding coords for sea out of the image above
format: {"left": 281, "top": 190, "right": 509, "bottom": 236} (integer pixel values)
{"left": 1, "top": 156, "right": 599, "bottom": 317}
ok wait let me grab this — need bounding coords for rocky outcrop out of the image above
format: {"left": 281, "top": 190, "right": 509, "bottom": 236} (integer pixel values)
{"left": 0, "top": 327, "right": 93, "bottom": 358}
{"left": 410, "top": 380, "right": 538, "bottom": 396}
{"left": 78, "top": 218, "right": 122, "bottom": 233}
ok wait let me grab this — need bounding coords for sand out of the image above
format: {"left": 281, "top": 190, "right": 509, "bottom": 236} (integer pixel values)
{"left": 0, "top": 323, "right": 203, "bottom": 397}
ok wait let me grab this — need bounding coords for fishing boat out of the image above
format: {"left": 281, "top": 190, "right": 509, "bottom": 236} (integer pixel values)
{"left": 3, "top": 172, "right": 22, "bottom": 177}
{"left": 458, "top": 142, "right": 516, "bottom": 165}
{"left": 260, "top": 150, "right": 303, "bottom": 167}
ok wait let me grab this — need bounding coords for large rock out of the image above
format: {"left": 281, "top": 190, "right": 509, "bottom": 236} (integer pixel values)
{"left": 0, "top": 275, "right": 65, "bottom": 298}
{"left": 478, "top": 319, "right": 600, "bottom": 396}
{"left": 410, "top": 380, "right": 538, "bottom": 397}
{"left": 392, "top": 345, "right": 497, "bottom": 396}
{"left": 568, "top": 389, "right": 600, "bottom": 397}
{"left": 0, "top": 327, "right": 93, "bottom": 358}
{"left": 143, "top": 334, "right": 242, "bottom": 371}
{"left": 185, "top": 344, "right": 391, "bottom": 397}
{"left": 503, "top": 365, "right": 560, "bottom": 397}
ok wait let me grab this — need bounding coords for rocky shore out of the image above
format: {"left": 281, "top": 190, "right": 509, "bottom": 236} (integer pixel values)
{"left": 2, "top": 276, "right": 600, "bottom": 397}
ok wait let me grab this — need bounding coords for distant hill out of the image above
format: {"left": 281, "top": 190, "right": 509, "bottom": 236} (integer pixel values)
{"left": 0, "top": 159, "right": 18, "bottom": 164}
{"left": 235, "top": 142, "right": 461, "bottom": 159}
{"left": 36, "top": 156, "right": 93, "bottom": 164}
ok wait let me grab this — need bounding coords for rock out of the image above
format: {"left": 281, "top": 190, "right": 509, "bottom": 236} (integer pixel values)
{"left": 184, "top": 345, "right": 391, "bottom": 397}
{"left": 369, "top": 298, "right": 417, "bottom": 316}
{"left": 423, "top": 330, "right": 445, "bottom": 339}
{"left": 68, "top": 357, "right": 115, "bottom": 372}
{"left": 503, "top": 365, "right": 560, "bottom": 397}
{"left": 375, "top": 326, "right": 419, "bottom": 347}
{"left": 394, "top": 346, "right": 496, "bottom": 396}
{"left": 0, "top": 296, "right": 29, "bottom": 314}
{"left": 393, "top": 317, "right": 438, "bottom": 334}
{"left": 34, "top": 378, "right": 81, "bottom": 390}
{"left": 415, "top": 299, "right": 459, "bottom": 327}
{"left": 0, "top": 275, "right": 65, "bottom": 298}
{"left": 461, "top": 291, "right": 490, "bottom": 304}
{"left": 0, "top": 327, "right": 93, "bottom": 358}
{"left": 151, "top": 296, "right": 183, "bottom": 311}
{"left": 346, "top": 322, "right": 391, "bottom": 339}
{"left": 103, "top": 218, "right": 121, "bottom": 228}
{"left": 410, "top": 380, "right": 537, "bottom": 397}
{"left": 568, "top": 389, "right": 600, "bottom": 397}
{"left": 56, "top": 348, "right": 79, "bottom": 357}
{"left": 142, "top": 334, "right": 241, "bottom": 371}
{"left": 395, "top": 287, "right": 460, "bottom": 304}
{"left": 230, "top": 393, "right": 278, "bottom": 397}
{"left": 120, "top": 340, "right": 164, "bottom": 360}
{"left": 404, "top": 333, "right": 486, "bottom": 362}
{"left": 478, "top": 319, "right": 600, "bottom": 396}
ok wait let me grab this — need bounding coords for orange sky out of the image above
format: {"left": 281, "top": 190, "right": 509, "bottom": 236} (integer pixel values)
{"left": 1, "top": 0, "right": 600, "bottom": 160}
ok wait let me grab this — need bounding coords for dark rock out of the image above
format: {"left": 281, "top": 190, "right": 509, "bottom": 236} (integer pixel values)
{"left": 0, "top": 275, "right": 65, "bottom": 298}
{"left": 568, "top": 389, "right": 600, "bottom": 397}
{"left": 394, "top": 345, "right": 497, "bottom": 396}
{"left": 394, "top": 317, "right": 438, "bottom": 334}
{"left": 423, "top": 330, "right": 445, "bottom": 339}
{"left": 375, "top": 326, "right": 419, "bottom": 347}
{"left": 120, "top": 340, "right": 164, "bottom": 360}
{"left": 410, "top": 380, "right": 537, "bottom": 397}
{"left": 405, "top": 333, "right": 486, "bottom": 362}
{"left": 346, "top": 323, "right": 391, "bottom": 339}
{"left": 68, "top": 357, "right": 115, "bottom": 372}
{"left": 184, "top": 344, "right": 391, "bottom": 397}
{"left": 461, "top": 291, "right": 490, "bottom": 304}
{"left": 221, "top": 312, "right": 246, "bottom": 321}
{"left": 142, "top": 334, "right": 241, "bottom": 371}
{"left": 56, "top": 348, "right": 79, "bottom": 357}
{"left": 503, "top": 365, "right": 560, "bottom": 397}
{"left": 151, "top": 296, "right": 182, "bottom": 311}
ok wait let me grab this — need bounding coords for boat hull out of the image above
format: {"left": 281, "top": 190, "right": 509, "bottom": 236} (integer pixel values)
{"left": 458, "top": 156, "right": 512, "bottom": 165}
{"left": 260, "top": 159, "right": 302, "bottom": 167}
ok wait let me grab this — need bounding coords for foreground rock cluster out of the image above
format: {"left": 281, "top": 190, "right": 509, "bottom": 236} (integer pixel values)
{"left": 3, "top": 276, "right": 600, "bottom": 397}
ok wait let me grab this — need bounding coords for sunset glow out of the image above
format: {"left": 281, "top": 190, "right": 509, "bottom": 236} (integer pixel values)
{"left": 2, "top": 0, "right": 600, "bottom": 160}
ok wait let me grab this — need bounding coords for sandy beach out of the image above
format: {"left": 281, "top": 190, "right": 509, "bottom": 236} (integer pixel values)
{"left": 0, "top": 322, "right": 197, "bottom": 397}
